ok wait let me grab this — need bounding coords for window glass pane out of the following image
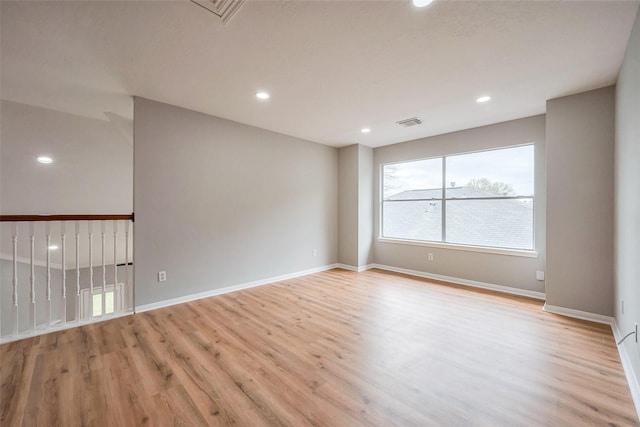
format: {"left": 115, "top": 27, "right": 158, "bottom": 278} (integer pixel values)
{"left": 445, "top": 145, "right": 534, "bottom": 198}
{"left": 383, "top": 158, "right": 442, "bottom": 200}
{"left": 105, "top": 291, "right": 115, "bottom": 314}
{"left": 382, "top": 200, "right": 442, "bottom": 241}
{"left": 92, "top": 294, "right": 102, "bottom": 317}
{"left": 92, "top": 291, "right": 115, "bottom": 316}
{"left": 445, "top": 198, "right": 533, "bottom": 249}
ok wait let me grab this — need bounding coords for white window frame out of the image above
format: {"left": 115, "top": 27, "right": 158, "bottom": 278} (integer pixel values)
{"left": 80, "top": 283, "right": 125, "bottom": 319}
{"left": 379, "top": 144, "right": 537, "bottom": 257}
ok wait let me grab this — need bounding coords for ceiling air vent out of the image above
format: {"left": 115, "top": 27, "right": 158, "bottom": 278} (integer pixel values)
{"left": 191, "top": 0, "right": 245, "bottom": 24}
{"left": 396, "top": 117, "right": 423, "bottom": 127}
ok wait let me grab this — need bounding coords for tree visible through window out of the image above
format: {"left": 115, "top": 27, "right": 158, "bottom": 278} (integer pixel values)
{"left": 382, "top": 145, "right": 534, "bottom": 250}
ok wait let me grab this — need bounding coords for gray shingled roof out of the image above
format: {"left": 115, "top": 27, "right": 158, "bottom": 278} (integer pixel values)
{"left": 386, "top": 186, "right": 509, "bottom": 200}
{"left": 383, "top": 187, "right": 533, "bottom": 249}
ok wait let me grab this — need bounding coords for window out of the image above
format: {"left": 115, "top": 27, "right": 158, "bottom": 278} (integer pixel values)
{"left": 381, "top": 145, "right": 534, "bottom": 251}
{"left": 80, "top": 283, "right": 124, "bottom": 319}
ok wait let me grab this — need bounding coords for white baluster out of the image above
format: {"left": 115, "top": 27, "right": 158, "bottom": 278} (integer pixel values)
{"left": 12, "top": 222, "right": 19, "bottom": 337}
{"left": 75, "top": 221, "right": 81, "bottom": 322}
{"left": 29, "top": 222, "right": 36, "bottom": 331}
{"left": 88, "top": 221, "right": 93, "bottom": 317}
{"left": 113, "top": 220, "right": 118, "bottom": 313}
{"left": 101, "top": 220, "right": 106, "bottom": 317}
{"left": 125, "top": 220, "right": 130, "bottom": 311}
{"left": 61, "top": 221, "right": 67, "bottom": 327}
{"left": 45, "top": 222, "right": 51, "bottom": 329}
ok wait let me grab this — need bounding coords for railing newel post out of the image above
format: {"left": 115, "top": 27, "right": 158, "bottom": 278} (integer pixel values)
{"left": 29, "top": 222, "right": 36, "bottom": 331}
{"left": 61, "top": 221, "right": 67, "bottom": 327}
{"left": 88, "top": 221, "right": 94, "bottom": 318}
{"left": 101, "top": 220, "right": 106, "bottom": 317}
{"left": 45, "top": 221, "right": 51, "bottom": 329}
{"left": 12, "top": 222, "right": 19, "bottom": 337}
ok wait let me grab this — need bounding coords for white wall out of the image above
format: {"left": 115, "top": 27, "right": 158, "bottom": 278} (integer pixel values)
{"left": 358, "top": 144, "right": 374, "bottom": 267}
{"left": 0, "top": 100, "right": 132, "bottom": 214}
{"left": 615, "top": 7, "right": 640, "bottom": 396}
{"left": 338, "top": 144, "right": 374, "bottom": 269}
{"left": 133, "top": 98, "right": 338, "bottom": 306}
{"left": 373, "top": 115, "right": 546, "bottom": 293}
{"left": 338, "top": 145, "right": 359, "bottom": 267}
{"left": 546, "top": 86, "right": 615, "bottom": 316}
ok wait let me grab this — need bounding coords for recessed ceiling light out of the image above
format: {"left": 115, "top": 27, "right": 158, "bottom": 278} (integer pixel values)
{"left": 255, "top": 91, "right": 270, "bottom": 100}
{"left": 48, "top": 245, "right": 59, "bottom": 250}
{"left": 412, "top": 0, "right": 434, "bottom": 7}
{"left": 361, "top": 128, "right": 371, "bottom": 133}
{"left": 476, "top": 96, "right": 491, "bottom": 103}
{"left": 37, "top": 156, "right": 53, "bottom": 164}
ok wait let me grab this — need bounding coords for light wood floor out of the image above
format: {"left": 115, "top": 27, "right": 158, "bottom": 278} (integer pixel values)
{"left": 1, "top": 268, "right": 638, "bottom": 426}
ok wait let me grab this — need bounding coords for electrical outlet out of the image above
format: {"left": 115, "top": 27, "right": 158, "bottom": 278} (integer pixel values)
{"left": 312, "top": 249, "right": 317, "bottom": 256}
{"left": 428, "top": 253, "right": 434, "bottom": 261}
{"left": 536, "top": 271, "right": 545, "bottom": 281}
{"left": 158, "top": 271, "right": 167, "bottom": 282}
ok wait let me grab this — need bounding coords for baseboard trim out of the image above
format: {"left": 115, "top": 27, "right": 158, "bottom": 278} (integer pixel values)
{"left": 334, "top": 263, "right": 357, "bottom": 272}
{"left": 368, "top": 263, "right": 546, "bottom": 300}
{"left": 334, "top": 263, "right": 375, "bottom": 273}
{"left": 135, "top": 264, "right": 340, "bottom": 313}
{"left": 612, "top": 321, "right": 640, "bottom": 422}
{"left": 542, "top": 303, "right": 614, "bottom": 325}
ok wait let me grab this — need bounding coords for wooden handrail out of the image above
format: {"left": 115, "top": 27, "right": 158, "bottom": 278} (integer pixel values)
{"left": 0, "top": 213, "right": 134, "bottom": 222}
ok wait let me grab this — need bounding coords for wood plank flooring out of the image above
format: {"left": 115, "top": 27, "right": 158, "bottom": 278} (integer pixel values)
{"left": 1, "top": 268, "right": 638, "bottom": 426}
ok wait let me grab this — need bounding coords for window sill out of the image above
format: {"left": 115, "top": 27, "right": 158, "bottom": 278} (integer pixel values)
{"left": 377, "top": 237, "right": 539, "bottom": 258}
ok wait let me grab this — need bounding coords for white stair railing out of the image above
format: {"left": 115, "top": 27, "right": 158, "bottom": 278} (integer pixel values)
{"left": 0, "top": 214, "right": 134, "bottom": 343}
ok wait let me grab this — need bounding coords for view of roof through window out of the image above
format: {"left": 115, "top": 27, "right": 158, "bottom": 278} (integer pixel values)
{"left": 382, "top": 145, "right": 534, "bottom": 250}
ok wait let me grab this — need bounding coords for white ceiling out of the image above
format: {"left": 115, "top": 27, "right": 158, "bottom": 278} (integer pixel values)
{"left": 1, "top": 0, "right": 638, "bottom": 148}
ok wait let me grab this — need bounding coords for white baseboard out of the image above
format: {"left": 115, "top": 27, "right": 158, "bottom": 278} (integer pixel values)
{"left": 542, "top": 303, "right": 614, "bottom": 325}
{"left": 136, "top": 262, "right": 544, "bottom": 314}
{"left": 334, "top": 263, "right": 357, "bottom": 272}
{"left": 368, "top": 263, "right": 546, "bottom": 300}
{"left": 612, "top": 321, "right": 640, "bottom": 422}
{"left": 364, "top": 265, "right": 637, "bottom": 418}
{"left": 135, "top": 264, "right": 340, "bottom": 313}
{"left": 335, "top": 263, "right": 375, "bottom": 273}
{"left": 542, "top": 303, "right": 639, "bottom": 419}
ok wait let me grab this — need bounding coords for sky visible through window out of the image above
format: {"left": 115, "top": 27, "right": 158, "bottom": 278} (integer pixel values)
{"left": 383, "top": 145, "right": 534, "bottom": 199}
